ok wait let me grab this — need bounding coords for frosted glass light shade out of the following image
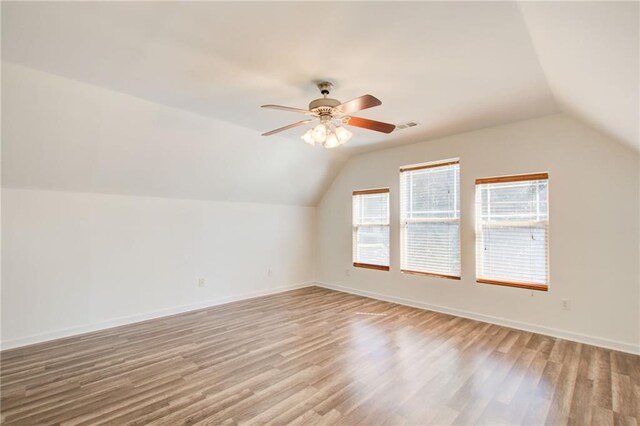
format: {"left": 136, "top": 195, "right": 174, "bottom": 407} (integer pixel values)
{"left": 323, "top": 133, "right": 340, "bottom": 148}
{"left": 335, "top": 126, "right": 352, "bottom": 144}
{"left": 301, "top": 129, "right": 315, "bottom": 145}
{"left": 312, "top": 124, "right": 326, "bottom": 143}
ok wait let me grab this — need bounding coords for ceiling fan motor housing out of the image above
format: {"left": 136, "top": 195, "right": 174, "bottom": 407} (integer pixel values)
{"left": 309, "top": 98, "right": 340, "bottom": 117}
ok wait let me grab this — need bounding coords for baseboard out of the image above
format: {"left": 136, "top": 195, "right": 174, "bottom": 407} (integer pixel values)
{"left": 5, "top": 281, "right": 637, "bottom": 355}
{"left": 315, "top": 282, "right": 640, "bottom": 355}
{"left": 0, "top": 282, "right": 314, "bottom": 351}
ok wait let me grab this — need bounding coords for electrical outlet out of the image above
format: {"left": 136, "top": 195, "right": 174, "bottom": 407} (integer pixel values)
{"left": 268, "top": 268, "right": 273, "bottom": 277}
{"left": 561, "top": 299, "right": 570, "bottom": 310}
{"left": 345, "top": 268, "right": 351, "bottom": 276}
{"left": 198, "top": 278, "right": 205, "bottom": 288}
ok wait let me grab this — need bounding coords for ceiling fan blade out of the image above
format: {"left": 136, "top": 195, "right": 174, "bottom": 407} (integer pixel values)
{"left": 261, "top": 104, "right": 316, "bottom": 115}
{"left": 335, "top": 95, "right": 382, "bottom": 114}
{"left": 262, "top": 119, "right": 315, "bottom": 136}
{"left": 343, "top": 116, "right": 396, "bottom": 134}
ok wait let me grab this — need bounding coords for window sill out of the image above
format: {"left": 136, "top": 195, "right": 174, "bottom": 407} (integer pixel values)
{"left": 401, "top": 269, "right": 461, "bottom": 280}
{"left": 477, "top": 278, "right": 548, "bottom": 291}
{"left": 353, "top": 263, "right": 390, "bottom": 271}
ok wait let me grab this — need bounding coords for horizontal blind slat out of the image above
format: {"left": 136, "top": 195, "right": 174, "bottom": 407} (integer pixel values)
{"left": 353, "top": 191, "right": 390, "bottom": 268}
{"left": 475, "top": 177, "right": 549, "bottom": 286}
{"left": 400, "top": 161, "right": 460, "bottom": 276}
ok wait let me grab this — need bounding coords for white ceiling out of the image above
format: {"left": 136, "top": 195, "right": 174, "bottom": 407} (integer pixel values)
{"left": 2, "top": 1, "right": 560, "bottom": 153}
{"left": 520, "top": 1, "right": 639, "bottom": 152}
{"left": 2, "top": 62, "right": 347, "bottom": 206}
{"left": 1, "top": 1, "right": 638, "bottom": 205}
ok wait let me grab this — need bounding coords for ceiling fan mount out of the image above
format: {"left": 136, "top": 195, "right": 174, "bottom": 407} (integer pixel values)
{"left": 261, "top": 81, "right": 395, "bottom": 148}
{"left": 316, "top": 81, "right": 334, "bottom": 96}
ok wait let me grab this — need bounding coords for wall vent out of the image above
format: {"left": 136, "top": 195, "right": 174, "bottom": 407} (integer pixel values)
{"left": 397, "top": 121, "right": 419, "bottom": 130}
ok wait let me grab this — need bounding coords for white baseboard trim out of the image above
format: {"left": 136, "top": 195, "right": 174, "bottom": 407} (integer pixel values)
{"left": 315, "top": 282, "right": 640, "bottom": 355}
{"left": 0, "top": 282, "right": 314, "bottom": 351}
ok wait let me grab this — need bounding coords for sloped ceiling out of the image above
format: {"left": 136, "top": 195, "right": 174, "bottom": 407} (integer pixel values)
{"left": 520, "top": 1, "right": 639, "bottom": 152}
{"left": 1, "top": 2, "right": 638, "bottom": 206}
{"left": 2, "top": 63, "right": 347, "bottom": 206}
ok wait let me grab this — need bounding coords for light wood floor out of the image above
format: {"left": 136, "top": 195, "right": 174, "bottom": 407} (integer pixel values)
{"left": 1, "top": 287, "right": 639, "bottom": 425}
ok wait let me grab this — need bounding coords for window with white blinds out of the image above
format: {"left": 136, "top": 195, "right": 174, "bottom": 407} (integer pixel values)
{"left": 352, "top": 189, "right": 390, "bottom": 270}
{"left": 400, "top": 160, "right": 460, "bottom": 279}
{"left": 475, "top": 173, "right": 549, "bottom": 291}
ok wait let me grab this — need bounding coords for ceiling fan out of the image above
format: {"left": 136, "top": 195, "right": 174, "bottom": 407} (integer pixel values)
{"left": 261, "top": 82, "right": 395, "bottom": 148}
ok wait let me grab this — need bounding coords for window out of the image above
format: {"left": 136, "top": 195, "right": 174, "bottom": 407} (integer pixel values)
{"left": 400, "top": 160, "right": 460, "bottom": 279}
{"left": 352, "top": 188, "right": 390, "bottom": 270}
{"left": 475, "top": 173, "right": 549, "bottom": 291}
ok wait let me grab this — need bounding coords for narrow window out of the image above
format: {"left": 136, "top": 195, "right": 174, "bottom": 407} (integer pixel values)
{"left": 352, "top": 188, "right": 390, "bottom": 271}
{"left": 400, "top": 160, "right": 460, "bottom": 279}
{"left": 475, "top": 173, "right": 549, "bottom": 291}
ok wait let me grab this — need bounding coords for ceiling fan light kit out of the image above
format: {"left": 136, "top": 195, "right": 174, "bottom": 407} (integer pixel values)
{"left": 261, "top": 81, "right": 395, "bottom": 148}
{"left": 301, "top": 120, "right": 353, "bottom": 148}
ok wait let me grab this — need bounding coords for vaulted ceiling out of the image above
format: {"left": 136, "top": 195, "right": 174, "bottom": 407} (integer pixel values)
{"left": 2, "top": 2, "right": 638, "bottom": 205}
{"left": 520, "top": 2, "right": 639, "bottom": 153}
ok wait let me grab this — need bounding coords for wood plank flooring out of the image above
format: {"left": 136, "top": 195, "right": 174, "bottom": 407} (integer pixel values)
{"left": 1, "top": 286, "right": 639, "bottom": 425}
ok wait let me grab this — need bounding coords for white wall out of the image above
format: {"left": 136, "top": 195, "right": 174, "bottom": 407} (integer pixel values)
{"left": 1, "top": 188, "right": 315, "bottom": 349}
{"left": 1, "top": 62, "right": 323, "bottom": 350}
{"left": 317, "top": 114, "right": 640, "bottom": 353}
